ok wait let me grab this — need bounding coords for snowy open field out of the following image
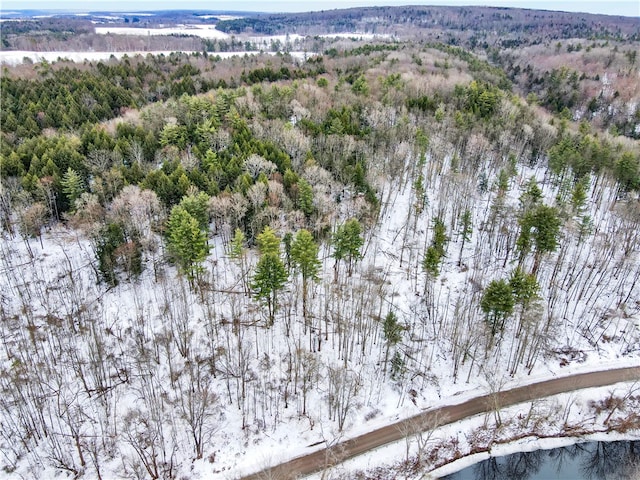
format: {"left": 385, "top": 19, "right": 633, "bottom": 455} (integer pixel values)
{"left": 94, "top": 25, "right": 230, "bottom": 39}
{"left": 320, "top": 33, "right": 392, "bottom": 39}
{"left": 0, "top": 50, "right": 308, "bottom": 65}
{"left": 0, "top": 50, "right": 192, "bottom": 65}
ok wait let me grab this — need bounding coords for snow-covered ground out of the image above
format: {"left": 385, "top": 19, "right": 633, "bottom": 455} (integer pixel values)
{"left": 2, "top": 166, "right": 637, "bottom": 479}
{"left": 0, "top": 50, "right": 308, "bottom": 65}
{"left": 95, "top": 25, "right": 230, "bottom": 39}
{"left": 196, "top": 15, "right": 243, "bottom": 21}
{"left": 302, "top": 381, "right": 640, "bottom": 479}
{"left": 319, "top": 33, "right": 392, "bottom": 40}
{"left": 246, "top": 33, "right": 306, "bottom": 44}
{"left": 0, "top": 27, "right": 390, "bottom": 67}
{"left": 0, "top": 50, "right": 191, "bottom": 65}
{"left": 91, "top": 26, "right": 390, "bottom": 43}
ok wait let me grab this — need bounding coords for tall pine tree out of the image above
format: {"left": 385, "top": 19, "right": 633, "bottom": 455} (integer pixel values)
{"left": 166, "top": 205, "right": 210, "bottom": 284}
{"left": 252, "top": 226, "right": 288, "bottom": 326}
{"left": 423, "top": 216, "right": 448, "bottom": 277}
{"left": 290, "top": 229, "right": 321, "bottom": 325}
{"left": 481, "top": 278, "right": 514, "bottom": 349}
{"left": 517, "top": 204, "right": 561, "bottom": 273}
{"left": 332, "top": 218, "right": 364, "bottom": 280}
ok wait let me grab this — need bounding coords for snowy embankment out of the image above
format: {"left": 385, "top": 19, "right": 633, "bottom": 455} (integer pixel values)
{"left": 305, "top": 381, "right": 640, "bottom": 479}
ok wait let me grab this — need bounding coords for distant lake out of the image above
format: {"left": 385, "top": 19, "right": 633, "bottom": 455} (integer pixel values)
{"left": 442, "top": 441, "right": 640, "bottom": 480}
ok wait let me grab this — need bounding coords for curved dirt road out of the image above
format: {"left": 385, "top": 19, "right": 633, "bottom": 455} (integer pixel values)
{"left": 240, "top": 366, "right": 640, "bottom": 479}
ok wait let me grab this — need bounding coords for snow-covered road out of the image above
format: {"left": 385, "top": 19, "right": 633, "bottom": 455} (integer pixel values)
{"left": 241, "top": 365, "right": 640, "bottom": 479}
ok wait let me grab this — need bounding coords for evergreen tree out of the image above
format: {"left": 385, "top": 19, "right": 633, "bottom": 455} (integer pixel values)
{"left": 95, "top": 222, "right": 125, "bottom": 287}
{"left": 614, "top": 152, "right": 640, "bottom": 193}
{"left": 457, "top": 209, "right": 472, "bottom": 266}
{"left": 516, "top": 204, "right": 562, "bottom": 273}
{"left": 423, "top": 245, "right": 442, "bottom": 278}
{"left": 141, "top": 169, "right": 176, "bottom": 207}
{"left": 496, "top": 169, "right": 510, "bottom": 196}
{"left": 481, "top": 279, "right": 515, "bottom": 348}
{"left": 519, "top": 177, "right": 542, "bottom": 211}
{"left": 509, "top": 268, "right": 539, "bottom": 309}
{"left": 178, "top": 191, "right": 210, "bottom": 231}
{"left": 571, "top": 176, "right": 589, "bottom": 214}
{"left": 297, "top": 178, "right": 314, "bottom": 219}
{"left": 516, "top": 214, "right": 533, "bottom": 265}
{"left": 432, "top": 217, "right": 447, "bottom": 251}
{"left": 229, "top": 228, "right": 249, "bottom": 292}
{"left": 577, "top": 214, "right": 593, "bottom": 244}
{"left": 61, "top": 167, "right": 84, "bottom": 211}
{"left": 256, "top": 225, "right": 280, "bottom": 256}
{"left": 413, "top": 173, "right": 426, "bottom": 215}
{"left": 290, "top": 229, "right": 321, "bottom": 325}
{"left": 282, "top": 231, "right": 293, "bottom": 272}
{"left": 166, "top": 205, "right": 210, "bottom": 284}
{"left": 530, "top": 205, "right": 562, "bottom": 274}
{"left": 332, "top": 218, "right": 364, "bottom": 280}
{"left": 423, "top": 217, "right": 448, "bottom": 277}
{"left": 283, "top": 169, "right": 299, "bottom": 197}
{"left": 390, "top": 351, "right": 405, "bottom": 380}
{"left": 251, "top": 251, "right": 288, "bottom": 327}
{"left": 229, "top": 228, "right": 246, "bottom": 260}
{"left": 382, "top": 311, "right": 402, "bottom": 375}
{"left": 351, "top": 75, "right": 369, "bottom": 96}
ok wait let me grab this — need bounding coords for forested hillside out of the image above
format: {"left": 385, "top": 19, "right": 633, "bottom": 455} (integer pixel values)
{"left": 1, "top": 18, "right": 639, "bottom": 479}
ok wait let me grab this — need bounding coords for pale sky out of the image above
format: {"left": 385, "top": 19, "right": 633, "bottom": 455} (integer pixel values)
{"left": 1, "top": 1, "right": 639, "bottom": 17}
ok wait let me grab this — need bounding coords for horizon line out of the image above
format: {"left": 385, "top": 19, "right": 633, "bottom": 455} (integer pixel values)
{"left": 1, "top": 5, "right": 638, "bottom": 19}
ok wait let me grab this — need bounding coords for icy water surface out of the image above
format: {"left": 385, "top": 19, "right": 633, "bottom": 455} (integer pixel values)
{"left": 443, "top": 441, "right": 640, "bottom": 480}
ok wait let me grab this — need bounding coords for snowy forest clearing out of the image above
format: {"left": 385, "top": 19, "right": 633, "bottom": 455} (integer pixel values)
{"left": 2, "top": 155, "right": 638, "bottom": 478}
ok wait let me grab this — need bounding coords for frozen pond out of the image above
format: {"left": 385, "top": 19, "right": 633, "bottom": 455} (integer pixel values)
{"left": 442, "top": 441, "right": 640, "bottom": 480}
